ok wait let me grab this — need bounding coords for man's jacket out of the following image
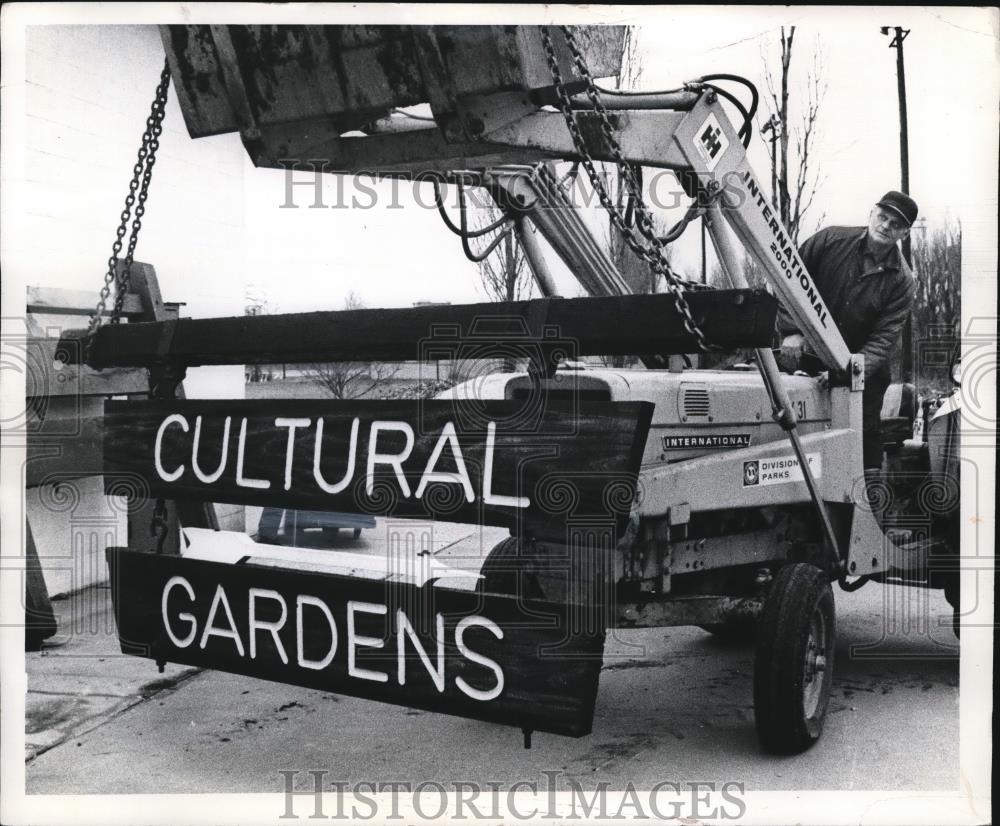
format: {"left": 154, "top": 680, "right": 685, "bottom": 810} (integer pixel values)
{"left": 778, "top": 225, "right": 915, "bottom": 377}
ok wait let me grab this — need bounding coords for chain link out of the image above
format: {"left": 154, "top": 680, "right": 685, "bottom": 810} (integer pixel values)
{"left": 539, "top": 26, "right": 715, "bottom": 352}
{"left": 150, "top": 498, "right": 169, "bottom": 554}
{"left": 87, "top": 60, "right": 171, "bottom": 360}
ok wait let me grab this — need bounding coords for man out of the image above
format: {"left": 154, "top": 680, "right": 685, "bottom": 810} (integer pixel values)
{"left": 777, "top": 190, "right": 918, "bottom": 471}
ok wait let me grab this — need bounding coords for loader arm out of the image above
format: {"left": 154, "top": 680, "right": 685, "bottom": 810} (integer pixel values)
{"left": 161, "top": 24, "right": 853, "bottom": 374}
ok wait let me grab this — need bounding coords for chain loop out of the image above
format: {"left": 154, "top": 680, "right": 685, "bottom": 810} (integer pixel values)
{"left": 87, "top": 60, "right": 171, "bottom": 360}
{"left": 150, "top": 498, "right": 169, "bottom": 554}
{"left": 538, "top": 26, "right": 716, "bottom": 352}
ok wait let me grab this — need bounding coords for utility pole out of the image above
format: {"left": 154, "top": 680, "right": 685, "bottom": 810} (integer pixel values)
{"left": 882, "top": 24, "right": 913, "bottom": 382}
{"left": 881, "top": 26, "right": 911, "bottom": 263}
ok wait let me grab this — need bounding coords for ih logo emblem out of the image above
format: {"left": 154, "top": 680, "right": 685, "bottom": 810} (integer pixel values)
{"left": 693, "top": 113, "right": 729, "bottom": 172}
{"left": 743, "top": 460, "right": 760, "bottom": 487}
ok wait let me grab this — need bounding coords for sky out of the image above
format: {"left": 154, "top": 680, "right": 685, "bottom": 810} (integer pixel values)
{"left": 229, "top": 5, "right": 998, "bottom": 312}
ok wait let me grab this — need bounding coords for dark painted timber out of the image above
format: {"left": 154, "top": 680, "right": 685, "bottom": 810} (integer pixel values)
{"left": 58, "top": 291, "right": 777, "bottom": 368}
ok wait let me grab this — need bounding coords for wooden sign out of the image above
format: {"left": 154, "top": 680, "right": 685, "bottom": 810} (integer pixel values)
{"left": 103, "top": 400, "right": 653, "bottom": 532}
{"left": 107, "top": 548, "right": 606, "bottom": 737}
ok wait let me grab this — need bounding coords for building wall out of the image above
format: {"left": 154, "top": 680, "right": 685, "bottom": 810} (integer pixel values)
{"left": 14, "top": 25, "right": 249, "bottom": 594}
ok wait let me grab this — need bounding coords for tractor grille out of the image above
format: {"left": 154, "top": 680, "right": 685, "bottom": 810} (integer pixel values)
{"left": 680, "top": 386, "right": 710, "bottom": 419}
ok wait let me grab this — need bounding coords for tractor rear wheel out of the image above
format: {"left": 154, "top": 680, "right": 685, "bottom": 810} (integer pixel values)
{"left": 699, "top": 620, "right": 756, "bottom": 641}
{"left": 477, "top": 537, "right": 558, "bottom": 601}
{"left": 753, "top": 562, "right": 835, "bottom": 754}
{"left": 478, "top": 537, "right": 610, "bottom": 641}
{"left": 943, "top": 573, "right": 960, "bottom": 638}
{"left": 477, "top": 537, "right": 612, "bottom": 607}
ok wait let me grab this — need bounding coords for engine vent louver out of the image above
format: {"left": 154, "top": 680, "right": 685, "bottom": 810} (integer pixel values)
{"left": 680, "top": 385, "right": 710, "bottom": 419}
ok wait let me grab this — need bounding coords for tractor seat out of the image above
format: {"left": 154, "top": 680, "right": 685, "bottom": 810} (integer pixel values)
{"left": 881, "top": 382, "right": 917, "bottom": 452}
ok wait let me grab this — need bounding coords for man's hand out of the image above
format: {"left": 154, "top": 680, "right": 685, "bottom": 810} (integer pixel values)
{"left": 777, "top": 333, "right": 805, "bottom": 372}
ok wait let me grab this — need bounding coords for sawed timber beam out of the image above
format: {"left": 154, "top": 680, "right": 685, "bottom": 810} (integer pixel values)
{"left": 57, "top": 291, "right": 778, "bottom": 369}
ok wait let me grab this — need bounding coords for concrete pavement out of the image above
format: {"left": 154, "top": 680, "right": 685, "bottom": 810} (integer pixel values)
{"left": 24, "top": 583, "right": 201, "bottom": 762}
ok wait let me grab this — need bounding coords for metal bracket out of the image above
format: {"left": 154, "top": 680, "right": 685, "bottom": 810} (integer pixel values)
{"left": 849, "top": 353, "right": 866, "bottom": 392}
{"left": 522, "top": 297, "right": 562, "bottom": 381}
{"left": 458, "top": 91, "right": 541, "bottom": 142}
{"left": 148, "top": 360, "right": 187, "bottom": 400}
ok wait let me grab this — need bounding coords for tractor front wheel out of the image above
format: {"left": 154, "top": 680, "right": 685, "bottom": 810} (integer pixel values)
{"left": 753, "top": 563, "right": 835, "bottom": 754}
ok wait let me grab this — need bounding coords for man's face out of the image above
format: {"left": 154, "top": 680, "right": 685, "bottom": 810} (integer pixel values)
{"left": 867, "top": 205, "right": 910, "bottom": 247}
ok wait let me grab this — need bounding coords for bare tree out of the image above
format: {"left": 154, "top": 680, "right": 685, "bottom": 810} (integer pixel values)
{"left": 761, "top": 27, "right": 827, "bottom": 245}
{"left": 599, "top": 26, "right": 677, "bottom": 366}
{"left": 434, "top": 178, "right": 534, "bottom": 304}
{"left": 304, "top": 292, "right": 399, "bottom": 398}
{"left": 602, "top": 25, "right": 667, "bottom": 297}
{"left": 729, "top": 30, "right": 828, "bottom": 294}
{"left": 555, "top": 25, "right": 678, "bottom": 365}
{"left": 909, "top": 218, "right": 961, "bottom": 391}
{"left": 475, "top": 218, "right": 533, "bottom": 303}
{"left": 603, "top": 170, "right": 670, "bottom": 296}
{"left": 462, "top": 197, "right": 536, "bottom": 373}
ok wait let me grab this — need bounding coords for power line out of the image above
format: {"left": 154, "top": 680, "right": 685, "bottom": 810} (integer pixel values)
{"left": 706, "top": 27, "right": 780, "bottom": 52}
{"left": 925, "top": 10, "right": 995, "bottom": 39}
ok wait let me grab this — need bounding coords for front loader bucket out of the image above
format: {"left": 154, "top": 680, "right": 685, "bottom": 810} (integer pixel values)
{"left": 160, "top": 25, "right": 625, "bottom": 171}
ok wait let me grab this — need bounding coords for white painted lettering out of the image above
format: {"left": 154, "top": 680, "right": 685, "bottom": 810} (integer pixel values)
{"left": 248, "top": 588, "right": 289, "bottom": 664}
{"left": 296, "top": 595, "right": 338, "bottom": 671}
{"left": 161, "top": 575, "right": 197, "bottom": 648}
{"left": 414, "top": 422, "right": 474, "bottom": 503}
{"left": 482, "top": 422, "right": 529, "bottom": 509}
{"left": 274, "top": 417, "right": 311, "bottom": 491}
{"left": 236, "top": 417, "right": 270, "bottom": 490}
{"left": 154, "top": 414, "right": 188, "bottom": 482}
{"left": 198, "top": 584, "right": 246, "bottom": 656}
{"left": 366, "top": 422, "right": 414, "bottom": 498}
{"left": 191, "top": 415, "right": 231, "bottom": 484}
{"left": 454, "top": 616, "right": 504, "bottom": 701}
{"left": 313, "top": 417, "right": 359, "bottom": 494}
{"left": 397, "top": 610, "right": 445, "bottom": 692}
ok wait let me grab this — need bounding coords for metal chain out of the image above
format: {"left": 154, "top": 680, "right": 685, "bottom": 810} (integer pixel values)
{"left": 150, "top": 498, "right": 169, "bottom": 554}
{"left": 539, "top": 26, "right": 715, "bottom": 352}
{"left": 87, "top": 60, "right": 171, "bottom": 357}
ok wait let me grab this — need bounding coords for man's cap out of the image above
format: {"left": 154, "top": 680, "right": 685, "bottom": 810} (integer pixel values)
{"left": 876, "top": 190, "right": 918, "bottom": 226}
